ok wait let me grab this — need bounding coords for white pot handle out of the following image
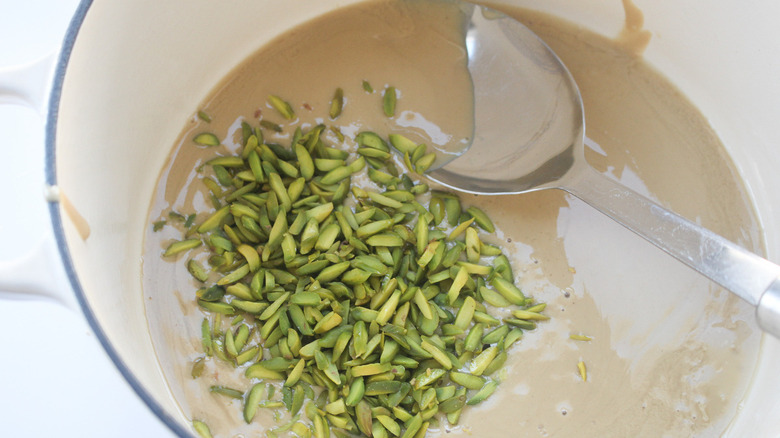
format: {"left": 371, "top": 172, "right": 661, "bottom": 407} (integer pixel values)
{"left": 0, "top": 54, "right": 56, "bottom": 114}
{"left": 0, "top": 54, "right": 78, "bottom": 311}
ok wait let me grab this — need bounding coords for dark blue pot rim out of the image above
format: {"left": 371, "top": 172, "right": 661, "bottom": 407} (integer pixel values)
{"left": 45, "top": 2, "right": 193, "bottom": 436}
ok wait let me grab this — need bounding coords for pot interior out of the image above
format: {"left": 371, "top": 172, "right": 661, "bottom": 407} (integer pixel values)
{"left": 51, "top": 0, "right": 780, "bottom": 436}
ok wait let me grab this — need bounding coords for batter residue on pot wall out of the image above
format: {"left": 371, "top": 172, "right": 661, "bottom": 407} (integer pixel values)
{"left": 142, "top": 1, "right": 763, "bottom": 437}
{"left": 617, "top": 0, "right": 653, "bottom": 55}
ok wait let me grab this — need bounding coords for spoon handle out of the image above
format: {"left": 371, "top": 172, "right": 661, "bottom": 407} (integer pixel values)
{"left": 564, "top": 167, "right": 780, "bottom": 339}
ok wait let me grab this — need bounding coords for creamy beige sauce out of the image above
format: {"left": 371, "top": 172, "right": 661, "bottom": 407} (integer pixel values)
{"left": 142, "top": 1, "right": 764, "bottom": 437}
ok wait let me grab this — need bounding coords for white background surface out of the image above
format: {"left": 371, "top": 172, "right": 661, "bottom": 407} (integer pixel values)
{"left": 0, "top": 1, "right": 175, "bottom": 436}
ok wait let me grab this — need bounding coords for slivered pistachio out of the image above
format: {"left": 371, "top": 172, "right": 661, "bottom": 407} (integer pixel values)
{"left": 169, "top": 210, "right": 186, "bottom": 223}
{"left": 449, "top": 372, "right": 485, "bottom": 390}
{"left": 200, "top": 318, "right": 213, "bottom": 357}
{"left": 162, "top": 103, "right": 549, "bottom": 438}
{"left": 320, "top": 166, "right": 353, "bottom": 185}
{"left": 463, "top": 323, "right": 484, "bottom": 353}
{"left": 468, "top": 345, "right": 498, "bottom": 376}
{"left": 293, "top": 144, "right": 315, "bottom": 182}
{"left": 281, "top": 233, "right": 297, "bottom": 263}
{"left": 365, "top": 232, "right": 403, "bottom": 247}
{"left": 188, "top": 259, "right": 209, "bottom": 282}
{"left": 315, "top": 223, "right": 341, "bottom": 252}
{"left": 410, "top": 184, "right": 428, "bottom": 196}
{"left": 316, "top": 260, "right": 350, "bottom": 284}
{"left": 526, "top": 303, "right": 547, "bottom": 313}
{"left": 194, "top": 132, "right": 220, "bottom": 147}
{"left": 473, "top": 311, "right": 500, "bottom": 326}
{"left": 356, "top": 131, "right": 389, "bottom": 151}
{"left": 260, "top": 120, "right": 283, "bottom": 132}
{"left": 466, "top": 206, "right": 495, "bottom": 233}
{"left": 289, "top": 291, "right": 322, "bottom": 307}
{"left": 402, "top": 152, "right": 414, "bottom": 172}
{"left": 401, "top": 414, "right": 423, "bottom": 438}
{"left": 447, "top": 217, "right": 475, "bottom": 241}
{"left": 244, "top": 383, "right": 266, "bottom": 423}
{"left": 442, "top": 196, "right": 461, "bottom": 227}
{"left": 490, "top": 276, "right": 526, "bottom": 305}
{"left": 236, "top": 244, "right": 260, "bottom": 272}
{"left": 227, "top": 183, "right": 258, "bottom": 203}
{"left": 267, "top": 173, "right": 292, "bottom": 212}
{"left": 211, "top": 385, "right": 244, "bottom": 399}
{"left": 578, "top": 360, "right": 588, "bottom": 381}
{"left": 482, "top": 350, "right": 507, "bottom": 376}
{"left": 232, "top": 300, "right": 267, "bottom": 315}
{"left": 466, "top": 379, "right": 498, "bottom": 405}
{"left": 481, "top": 325, "right": 509, "bottom": 345}
{"left": 438, "top": 395, "right": 466, "bottom": 415}
{"left": 389, "top": 133, "right": 417, "bottom": 155}
{"left": 383, "top": 86, "right": 397, "bottom": 117}
{"left": 511, "top": 309, "right": 550, "bottom": 321}
{"left": 197, "top": 206, "right": 230, "bottom": 233}
{"left": 453, "top": 296, "right": 476, "bottom": 330}
{"left": 414, "top": 152, "right": 436, "bottom": 174}
{"left": 259, "top": 292, "right": 290, "bottom": 321}
{"left": 352, "top": 255, "right": 388, "bottom": 276}
{"left": 193, "top": 420, "right": 213, "bottom": 438}
{"left": 368, "top": 191, "right": 403, "bottom": 209}
{"left": 440, "top": 241, "right": 464, "bottom": 269}
{"left": 268, "top": 95, "right": 296, "bottom": 120}
{"left": 352, "top": 307, "right": 379, "bottom": 324}
{"left": 197, "top": 286, "right": 225, "bottom": 302}
{"left": 420, "top": 339, "right": 452, "bottom": 370}
{"left": 353, "top": 362, "right": 393, "bottom": 376}
{"left": 285, "top": 358, "right": 306, "bottom": 386}
{"left": 367, "top": 167, "right": 398, "bottom": 186}
{"left": 413, "top": 288, "right": 433, "bottom": 320}
{"left": 305, "top": 202, "right": 334, "bottom": 224}
{"left": 357, "top": 146, "right": 392, "bottom": 160}
{"left": 446, "top": 266, "right": 469, "bottom": 305}
{"left": 493, "top": 254, "right": 514, "bottom": 282}
{"left": 217, "top": 264, "right": 250, "bottom": 286}
{"left": 240, "top": 121, "right": 255, "bottom": 146}
{"left": 164, "top": 238, "right": 202, "bottom": 257}
{"left": 479, "top": 286, "right": 511, "bottom": 308}
{"left": 356, "top": 219, "right": 393, "bottom": 239}
{"left": 329, "top": 88, "right": 344, "bottom": 119}
{"left": 314, "top": 158, "right": 345, "bottom": 172}
{"left": 355, "top": 399, "right": 373, "bottom": 436}
{"left": 341, "top": 268, "right": 372, "bottom": 285}
{"left": 504, "top": 328, "right": 524, "bottom": 349}
{"left": 376, "top": 290, "right": 401, "bottom": 325}
{"left": 226, "top": 283, "right": 254, "bottom": 301}
{"left": 465, "top": 227, "right": 481, "bottom": 263}
{"left": 313, "top": 311, "right": 343, "bottom": 334}
{"left": 425, "top": 197, "right": 443, "bottom": 226}
{"left": 209, "top": 156, "right": 245, "bottom": 168}
{"left": 457, "top": 261, "right": 491, "bottom": 277}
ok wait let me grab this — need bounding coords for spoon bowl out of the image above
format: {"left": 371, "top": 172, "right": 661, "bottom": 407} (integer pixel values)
{"left": 428, "top": 2, "right": 780, "bottom": 338}
{"left": 431, "top": 4, "right": 583, "bottom": 193}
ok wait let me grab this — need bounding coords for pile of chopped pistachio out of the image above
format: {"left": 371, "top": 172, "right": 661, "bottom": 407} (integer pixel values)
{"left": 161, "top": 93, "right": 548, "bottom": 438}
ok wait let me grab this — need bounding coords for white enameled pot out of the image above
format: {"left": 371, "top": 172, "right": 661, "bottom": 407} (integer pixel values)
{"left": 1, "top": 0, "right": 780, "bottom": 436}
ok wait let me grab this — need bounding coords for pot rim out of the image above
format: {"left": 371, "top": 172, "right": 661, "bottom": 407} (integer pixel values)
{"left": 44, "top": 1, "right": 191, "bottom": 436}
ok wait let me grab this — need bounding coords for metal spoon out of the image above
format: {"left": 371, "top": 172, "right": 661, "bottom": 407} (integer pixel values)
{"left": 428, "top": 3, "right": 780, "bottom": 338}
